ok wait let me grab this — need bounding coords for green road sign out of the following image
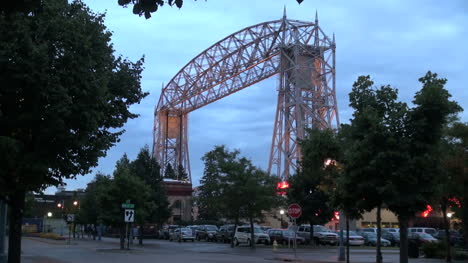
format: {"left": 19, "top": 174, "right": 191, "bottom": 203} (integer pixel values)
{"left": 121, "top": 203, "right": 135, "bottom": 209}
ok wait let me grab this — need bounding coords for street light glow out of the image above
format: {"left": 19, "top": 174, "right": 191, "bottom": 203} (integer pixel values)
{"left": 280, "top": 209, "right": 284, "bottom": 215}
{"left": 57, "top": 203, "right": 62, "bottom": 208}
{"left": 47, "top": 212, "right": 52, "bottom": 217}
{"left": 73, "top": 201, "right": 78, "bottom": 206}
{"left": 447, "top": 212, "right": 453, "bottom": 218}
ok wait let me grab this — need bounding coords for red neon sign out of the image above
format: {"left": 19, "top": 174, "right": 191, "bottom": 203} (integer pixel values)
{"left": 422, "top": 205, "right": 433, "bottom": 218}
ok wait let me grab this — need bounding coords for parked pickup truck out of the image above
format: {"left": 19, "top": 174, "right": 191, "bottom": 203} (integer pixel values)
{"left": 295, "top": 225, "right": 338, "bottom": 245}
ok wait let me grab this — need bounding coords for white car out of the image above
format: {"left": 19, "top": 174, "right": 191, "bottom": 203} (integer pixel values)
{"left": 339, "top": 231, "right": 365, "bottom": 246}
{"left": 169, "top": 227, "right": 195, "bottom": 242}
{"left": 234, "top": 226, "right": 270, "bottom": 246}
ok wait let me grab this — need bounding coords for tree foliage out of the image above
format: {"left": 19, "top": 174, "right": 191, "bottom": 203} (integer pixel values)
{"left": 0, "top": 0, "right": 147, "bottom": 260}
{"left": 115, "top": 0, "right": 307, "bottom": 19}
{"left": 339, "top": 72, "right": 462, "bottom": 263}
{"left": 197, "top": 145, "right": 279, "bottom": 248}
{"left": 130, "top": 146, "right": 171, "bottom": 227}
{"left": 288, "top": 129, "right": 339, "bottom": 226}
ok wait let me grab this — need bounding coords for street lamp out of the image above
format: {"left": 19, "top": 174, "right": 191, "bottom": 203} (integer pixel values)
{"left": 280, "top": 209, "right": 285, "bottom": 228}
{"left": 324, "top": 158, "right": 345, "bottom": 261}
{"left": 47, "top": 212, "right": 53, "bottom": 217}
{"left": 73, "top": 201, "right": 78, "bottom": 206}
{"left": 447, "top": 212, "right": 453, "bottom": 218}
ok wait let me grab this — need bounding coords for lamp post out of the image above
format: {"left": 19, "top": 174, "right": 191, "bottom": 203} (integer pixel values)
{"left": 280, "top": 209, "right": 285, "bottom": 228}
{"left": 0, "top": 200, "right": 7, "bottom": 263}
{"left": 324, "top": 158, "right": 345, "bottom": 261}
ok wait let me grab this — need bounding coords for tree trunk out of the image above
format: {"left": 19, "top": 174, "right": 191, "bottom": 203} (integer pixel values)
{"left": 441, "top": 201, "right": 451, "bottom": 262}
{"left": 7, "top": 190, "right": 26, "bottom": 263}
{"left": 309, "top": 222, "right": 315, "bottom": 246}
{"left": 346, "top": 218, "right": 350, "bottom": 263}
{"left": 119, "top": 224, "right": 125, "bottom": 250}
{"left": 399, "top": 217, "right": 409, "bottom": 263}
{"left": 376, "top": 205, "right": 382, "bottom": 263}
{"left": 249, "top": 216, "right": 255, "bottom": 249}
{"left": 230, "top": 216, "right": 239, "bottom": 248}
{"left": 138, "top": 225, "right": 143, "bottom": 245}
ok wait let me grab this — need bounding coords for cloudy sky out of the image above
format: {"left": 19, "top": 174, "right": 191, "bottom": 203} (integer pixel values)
{"left": 54, "top": 0, "right": 468, "bottom": 193}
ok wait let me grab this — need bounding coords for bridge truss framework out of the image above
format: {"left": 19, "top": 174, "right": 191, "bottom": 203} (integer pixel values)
{"left": 153, "top": 11, "right": 339, "bottom": 182}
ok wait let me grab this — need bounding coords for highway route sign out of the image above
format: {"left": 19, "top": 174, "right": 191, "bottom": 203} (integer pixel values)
{"left": 124, "top": 209, "right": 135, "bottom": 222}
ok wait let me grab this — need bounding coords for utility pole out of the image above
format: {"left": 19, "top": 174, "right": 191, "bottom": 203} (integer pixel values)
{"left": 0, "top": 200, "right": 7, "bottom": 263}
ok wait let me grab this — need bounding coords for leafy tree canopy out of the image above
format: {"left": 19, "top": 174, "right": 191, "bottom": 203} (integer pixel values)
{"left": 0, "top": 0, "right": 148, "bottom": 198}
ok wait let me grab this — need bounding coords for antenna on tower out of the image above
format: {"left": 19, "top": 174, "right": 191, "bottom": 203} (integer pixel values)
{"left": 283, "top": 6, "right": 287, "bottom": 20}
{"left": 315, "top": 10, "right": 319, "bottom": 24}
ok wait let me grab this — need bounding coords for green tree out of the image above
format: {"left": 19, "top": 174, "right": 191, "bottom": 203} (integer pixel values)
{"left": 177, "top": 164, "right": 189, "bottom": 182}
{"left": 130, "top": 145, "right": 171, "bottom": 244}
{"left": 442, "top": 122, "right": 467, "bottom": 249}
{"left": 385, "top": 72, "right": 461, "bottom": 263}
{"left": 288, "top": 129, "right": 340, "bottom": 246}
{"left": 78, "top": 173, "right": 111, "bottom": 227}
{"left": 0, "top": 1, "right": 147, "bottom": 261}
{"left": 340, "top": 76, "right": 409, "bottom": 263}
{"left": 164, "top": 163, "right": 176, "bottom": 179}
{"left": 115, "top": 0, "right": 307, "bottom": 19}
{"left": 97, "top": 154, "right": 154, "bottom": 249}
{"left": 197, "top": 145, "right": 236, "bottom": 221}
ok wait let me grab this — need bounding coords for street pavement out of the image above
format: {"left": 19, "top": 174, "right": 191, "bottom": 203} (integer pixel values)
{"left": 16, "top": 236, "right": 464, "bottom": 263}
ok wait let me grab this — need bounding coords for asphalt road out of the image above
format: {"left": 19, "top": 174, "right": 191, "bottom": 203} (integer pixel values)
{"left": 15, "top": 236, "right": 462, "bottom": 263}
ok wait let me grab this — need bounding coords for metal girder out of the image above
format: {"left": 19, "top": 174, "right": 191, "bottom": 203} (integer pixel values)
{"left": 154, "top": 13, "right": 339, "bottom": 181}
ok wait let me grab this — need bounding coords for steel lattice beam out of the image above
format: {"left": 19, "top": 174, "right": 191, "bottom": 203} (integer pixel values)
{"left": 154, "top": 13, "right": 339, "bottom": 181}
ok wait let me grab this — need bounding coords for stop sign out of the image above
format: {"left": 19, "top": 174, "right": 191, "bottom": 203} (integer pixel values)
{"left": 288, "top": 203, "right": 302, "bottom": 219}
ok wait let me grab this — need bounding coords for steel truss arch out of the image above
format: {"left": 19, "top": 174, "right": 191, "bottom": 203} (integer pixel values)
{"left": 154, "top": 14, "right": 339, "bottom": 182}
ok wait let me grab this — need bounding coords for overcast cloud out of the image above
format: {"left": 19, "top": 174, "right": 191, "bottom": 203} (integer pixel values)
{"left": 53, "top": 0, "right": 468, "bottom": 193}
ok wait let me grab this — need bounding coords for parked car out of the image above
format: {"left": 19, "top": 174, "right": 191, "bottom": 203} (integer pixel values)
{"left": 382, "top": 228, "right": 399, "bottom": 234}
{"left": 408, "top": 232, "right": 439, "bottom": 245}
{"left": 169, "top": 227, "right": 195, "bottom": 242}
{"left": 216, "top": 225, "right": 235, "bottom": 243}
{"left": 408, "top": 227, "right": 437, "bottom": 236}
{"left": 267, "top": 229, "right": 305, "bottom": 245}
{"left": 162, "top": 225, "right": 179, "bottom": 240}
{"left": 295, "top": 225, "right": 338, "bottom": 245}
{"left": 433, "top": 230, "right": 464, "bottom": 246}
{"left": 260, "top": 226, "right": 272, "bottom": 233}
{"left": 382, "top": 230, "right": 400, "bottom": 246}
{"left": 196, "top": 225, "right": 218, "bottom": 241}
{"left": 338, "top": 231, "right": 365, "bottom": 246}
{"left": 360, "top": 232, "right": 391, "bottom": 247}
{"left": 186, "top": 225, "right": 199, "bottom": 237}
{"left": 233, "top": 225, "right": 270, "bottom": 246}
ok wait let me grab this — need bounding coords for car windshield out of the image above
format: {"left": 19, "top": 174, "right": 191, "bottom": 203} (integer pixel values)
{"left": 314, "top": 226, "right": 328, "bottom": 232}
{"left": 181, "top": 228, "right": 190, "bottom": 232}
{"left": 348, "top": 231, "right": 358, "bottom": 236}
{"left": 419, "top": 233, "right": 433, "bottom": 238}
{"left": 283, "top": 231, "right": 295, "bottom": 237}
{"left": 206, "top": 226, "right": 217, "bottom": 231}
{"left": 366, "top": 233, "right": 377, "bottom": 237}
{"left": 254, "top": 228, "right": 263, "bottom": 233}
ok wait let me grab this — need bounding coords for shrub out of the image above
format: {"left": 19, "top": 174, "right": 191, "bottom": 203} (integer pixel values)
{"left": 421, "top": 242, "right": 445, "bottom": 258}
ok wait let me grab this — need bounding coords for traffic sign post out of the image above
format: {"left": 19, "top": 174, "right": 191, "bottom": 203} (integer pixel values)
{"left": 287, "top": 204, "right": 302, "bottom": 258}
{"left": 123, "top": 206, "right": 135, "bottom": 250}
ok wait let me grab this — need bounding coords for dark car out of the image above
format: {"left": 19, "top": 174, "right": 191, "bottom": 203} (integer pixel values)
{"left": 432, "top": 230, "right": 464, "bottom": 246}
{"left": 382, "top": 230, "right": 400, "bottom": 246}
{"left": 361, "top": 232, "right": 391, "bottom": 247}
{"left": 408, "top": 232, "right": 439, "bottom": 246}
{"left": 196, "top": 225, "right": 218, "bottom": 241}
{"left": 216, "top": 225, "right": 235, "bottom": 243}
{"left": 267, "top": 229, "right": 305, "bottom": 245}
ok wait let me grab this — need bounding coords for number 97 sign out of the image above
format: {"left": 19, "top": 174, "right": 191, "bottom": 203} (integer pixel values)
{"left": 288, "top": 203, "right": 302, "bottom": 219}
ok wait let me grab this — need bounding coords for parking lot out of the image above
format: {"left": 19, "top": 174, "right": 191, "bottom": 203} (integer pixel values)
{"left": 16, "top": 235, "right": 465, "bottom": 263}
